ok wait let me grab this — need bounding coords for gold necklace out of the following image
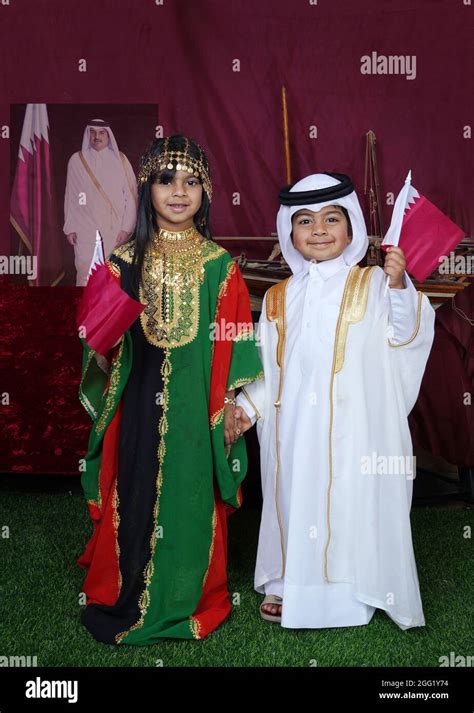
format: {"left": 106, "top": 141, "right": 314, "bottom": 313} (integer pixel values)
{"left": 151, "top": 225, "right": 203, "bottom": 255}
{"left": 140, "top": 226, "right": 206, "bottom": 348}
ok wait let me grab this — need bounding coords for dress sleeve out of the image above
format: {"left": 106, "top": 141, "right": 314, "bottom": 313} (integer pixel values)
{"left": 234, "top": 290, "right": 268, "bottom": 424}
{"left": 208, "top": 255, "right": 263, "bottom": 509}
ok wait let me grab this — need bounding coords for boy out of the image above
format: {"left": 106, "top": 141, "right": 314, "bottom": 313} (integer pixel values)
{"left": 233, "top": 173, "right": 435, "bottom": 630}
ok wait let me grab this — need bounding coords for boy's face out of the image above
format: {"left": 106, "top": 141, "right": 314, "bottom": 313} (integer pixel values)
{"left": 291, "top": 205, "right": 352, "bottom": 262}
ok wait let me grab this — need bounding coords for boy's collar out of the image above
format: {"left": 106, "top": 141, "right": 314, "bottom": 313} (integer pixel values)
{"left": 307, "top": 253, "right": 348, "bottom": 281}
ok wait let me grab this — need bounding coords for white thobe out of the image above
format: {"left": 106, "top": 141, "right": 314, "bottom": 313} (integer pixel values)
{"left": 63, "top": 148, "right": 137, "bottom": 285}
{"left": 237, "top": 254, "right": 435, "bottom": 630}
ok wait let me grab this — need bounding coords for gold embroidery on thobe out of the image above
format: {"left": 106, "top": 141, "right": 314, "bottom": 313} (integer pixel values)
{"left": 388, "top": 291, "right": 423, "bottom": 347}
{"left": 324, "top": 265, "right": 376, "bottom": 582}
{"left": 240, "top": 386, "right": 262, "bottom": 422}
{"left": 265, "top": 277, "right": 291, "bottom": 578}
{"left": 79, "top": 151, "right": 120, "bottom": 222}
{"left": 334, "top": 265, "right": 375, "bottom": 374}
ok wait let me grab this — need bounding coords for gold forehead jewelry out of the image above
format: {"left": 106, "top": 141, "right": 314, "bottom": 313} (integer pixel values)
{"left": 138, "top": 138, "right": 213, "bottom": 202}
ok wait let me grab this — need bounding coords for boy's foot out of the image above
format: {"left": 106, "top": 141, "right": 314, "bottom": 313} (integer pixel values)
{"left": 260, "top": 595, "right": 283, "bottom": 623}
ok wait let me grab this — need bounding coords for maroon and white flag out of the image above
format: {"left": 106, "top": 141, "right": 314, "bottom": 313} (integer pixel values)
{"left": 10, "top": 104, "right": 65, "bottom": 286}
{"left": 382, "top": 170, "right": 465, "bottom": 282}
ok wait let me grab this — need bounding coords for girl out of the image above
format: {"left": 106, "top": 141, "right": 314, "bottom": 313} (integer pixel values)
{"left": 77, "top": 135, "right": 263, "bottom": 644}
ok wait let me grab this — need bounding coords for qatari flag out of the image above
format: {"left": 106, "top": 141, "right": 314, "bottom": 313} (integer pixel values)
{"left": 381, "top": 171, "right": 465, "bottom": 282}
{"left": 10, "top": 104, "right": 65, "bottom": 286}
{"left": 76, "top": 258, "right": 145, "bottom": 357}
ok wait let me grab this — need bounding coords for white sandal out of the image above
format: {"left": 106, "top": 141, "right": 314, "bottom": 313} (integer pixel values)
{"left": 260, "top": 594, "right": 283, "bottom": 623}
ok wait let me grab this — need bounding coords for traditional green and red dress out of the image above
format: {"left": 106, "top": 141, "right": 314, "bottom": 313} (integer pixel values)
{"left": 77, "top": 229, "right": 263, "bottom": 644}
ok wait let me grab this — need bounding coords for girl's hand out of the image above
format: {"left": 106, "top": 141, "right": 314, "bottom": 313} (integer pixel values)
{"left": 384, "top": 246, "right": 406, "bottom": 289}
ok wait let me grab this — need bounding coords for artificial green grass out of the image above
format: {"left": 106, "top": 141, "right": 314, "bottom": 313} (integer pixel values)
{"left": 0, "top": 490, "right": 472, "bottom": 667}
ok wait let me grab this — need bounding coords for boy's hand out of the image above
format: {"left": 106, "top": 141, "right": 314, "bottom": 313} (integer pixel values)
{"left": 384, "top": 246, "right": 406, "bottom": 289}
{"left": 234, "top": 407, "right": 253, "bottom": 439}
{"left": 224, "top": 401, "right": 237, "bottom": 447}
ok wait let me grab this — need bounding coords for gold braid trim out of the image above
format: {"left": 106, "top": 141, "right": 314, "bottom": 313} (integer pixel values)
{"left": 94, "top": 338, "right": 125, "bottom": 436}
{"left": 79, "top": 151, "right": 119, "bottom": 220}
{"left": 324, "top": 265, "right": 376, "bottom": 582}
{"left": 210, "top": 406, "right": 224, "bottom": 430}
{"left": 201, "top": 506, "right": 217, "bottom": 589}
{"left": 209, "top": 259, "right": 237, "bottom": 426}
{"left": 240, "top": 385, "right": 262, "bottom": 422}
{"left": 105, "top": 258, "right": 121, "bottom": 279}
{"left": 115, "top": 349, "right": 171, "bottom": 644}
{"left": 112, "top": 480, "right": 122, "bottom": 594}
{"left": 388, "top": 291, "right": 423, "bottom": 347}
{"left": 227, "top": 371, "right": 264, "bottom": 392}
{"left": 189, "top": 616, "right": 202, "bottom": 640}
{"left": 265, "top": 277, "right": 291, "bottom": 578}
{"left": 79, "top": 348, "right": 98, "bottom": 419}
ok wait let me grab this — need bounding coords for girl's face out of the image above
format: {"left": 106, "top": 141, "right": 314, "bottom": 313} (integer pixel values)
{"left": 151, "top": 169, "right": 203, "bottom": 231}
{"left": 291, "top": 205, "right": 352, "bottom": 262}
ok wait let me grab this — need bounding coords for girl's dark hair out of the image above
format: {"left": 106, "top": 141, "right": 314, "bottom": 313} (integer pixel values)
{"left": 129, "top": 134, "right": 212, "bottom": 298}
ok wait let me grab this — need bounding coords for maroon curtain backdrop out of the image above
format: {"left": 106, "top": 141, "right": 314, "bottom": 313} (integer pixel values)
{"left": 0, "top": 0, "right": 472, "bottom": 474}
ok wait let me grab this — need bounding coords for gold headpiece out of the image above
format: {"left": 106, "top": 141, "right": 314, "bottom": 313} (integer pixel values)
{"left": 137, "top": 137, "right": 213, "bottom": 202}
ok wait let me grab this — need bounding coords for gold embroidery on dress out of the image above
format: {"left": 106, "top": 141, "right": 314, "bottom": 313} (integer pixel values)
{"left": 227, "top": 372, "right": 264, "bottom": 391}
{"left": 112, "top": 481, "right": 122, "bottom": 594}
{"left": 112, "top": 240, "right": 134, "bottom": 264}
{"left": 189, "top": 616, "right": 202, "bottom": 639}
{"left": 79, "top": 348, "right": 98, "bottom": 419}
{"left": 86, "top": 495, "right": 102, "bottom": 511}
{"left": 202, "top": 506, "right": 217, "bottom": 588}
{"left": 115, "top": 349, "right": 171, "bottom": 644}
{"left": 209, "top": 260, "right": 236, "bottom": 410}
{"left": 95, "top": 338, "right": 125, "bottom": 436}
{"left": 105, "top": 259, "right": 121, "bottom": 279}
{"left": 140, "top": 230, "right": 224, "bottom": 349}
{"left": 210, "top": 406, "right": 224, "bottom": 430}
